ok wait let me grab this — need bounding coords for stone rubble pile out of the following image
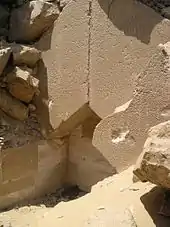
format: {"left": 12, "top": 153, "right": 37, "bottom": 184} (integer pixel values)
{"left": 0, "top": 0, "right": 69, "bottom": 149}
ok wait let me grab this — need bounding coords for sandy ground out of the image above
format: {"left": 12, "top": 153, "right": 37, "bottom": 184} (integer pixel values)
{"left": 0, "top": 166, "right": 170, "bottom": 227}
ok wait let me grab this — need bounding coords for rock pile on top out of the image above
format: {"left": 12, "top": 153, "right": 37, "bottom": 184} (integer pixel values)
{"left": 0, "top": 0, "right": 66, "bottom": 121}
{"left": 0, "top": 43, "right": 41, "bottom": 120}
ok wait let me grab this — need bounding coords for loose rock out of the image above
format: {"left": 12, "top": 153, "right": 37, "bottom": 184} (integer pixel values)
{"left": 9, "top": 0, "right": 60, "bottom": 43}
{"left": 11, "top": 44, "right": 41, "bottom": 67}
{"left": 0, "top": 88, "right": 28, "bottom": 120}
{"left": 6, "top": 66, "right": 39, "bottom": 103}
{"left": 0, "top": 47, "right": 11, "bottom": 76}
{"left": 134, "top": 121, "right": 170, "bottom": 188}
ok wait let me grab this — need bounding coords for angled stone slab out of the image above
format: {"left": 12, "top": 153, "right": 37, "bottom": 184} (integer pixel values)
{"left": 90, "top": 0, "right": 170, "bottom": 118}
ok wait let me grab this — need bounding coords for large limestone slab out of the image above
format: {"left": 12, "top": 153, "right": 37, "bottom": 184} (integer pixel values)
{"left": 93, "top": 44, "right": 170, "bottom": 172}
{"left": 90, "top": 0, "right": 170, "bottom": 118}
{"left": 0, "top": 140, "right": 67, "bottom": 210}
{"left": 37, "top": 0, "right": 89, "bottom": 133}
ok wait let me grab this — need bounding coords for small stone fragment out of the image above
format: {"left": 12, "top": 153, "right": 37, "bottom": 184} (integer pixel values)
{"left": 9, "top": 0, "right": 60, "bottom": 42}
{"left": 0, "top": 88, "right": 28, "bottom": 120}
{"left": 0, "top": 47, "right": 11, "bottom": 76}
{"left": 28, "top": 103, "right": 36, "bottom": 112}
{"left": 11, "top": 44, "right": 41, "bottom": 67}
{"left": 6, "top": 66, "right": 39, "bottom": 103}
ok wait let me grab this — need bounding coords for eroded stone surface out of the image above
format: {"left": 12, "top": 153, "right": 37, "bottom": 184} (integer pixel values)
{"left": 37, "top": 0, "right": 89, "bottom": 133}
{"left": 134, "top": 121, "right": 170, "bottom": 188}
{"left": 93, "top": 43, "right": 170, "bottom": 172}
{"left": 90, "top": 0, "right": 170, "bottom": 118}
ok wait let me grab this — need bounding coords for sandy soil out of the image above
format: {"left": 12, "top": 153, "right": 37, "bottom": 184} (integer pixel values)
{"left": 0, "top": 166, "right": 170, "bottom": 227}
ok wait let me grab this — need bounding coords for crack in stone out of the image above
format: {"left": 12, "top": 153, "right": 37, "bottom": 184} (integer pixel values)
{"left": 87, "top": 0, "right": 92, "bottom": 103}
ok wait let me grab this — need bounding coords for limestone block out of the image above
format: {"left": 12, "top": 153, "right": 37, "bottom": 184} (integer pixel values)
{"left": 35, "top": 140, "right": 67, "bottom": 195}
{"left": 134, "top": 121, "right": 170, "bottom": 188}
{"left": 37, "top": 0, "right": 89, "bottom": 132}
{"left": 93, "top": 44, "right": 170, "bottom": 172}
{"left": 0, "top": 140, "right": 67, "bottom": 210}
{"left": 90, "top": 0, "right": 170, "bottom": 118}
{"left": 9, "top": 0, "right": 60, "bottom": 42}
{"left": 7, "top": 66, "right": 39, "bottom": 103}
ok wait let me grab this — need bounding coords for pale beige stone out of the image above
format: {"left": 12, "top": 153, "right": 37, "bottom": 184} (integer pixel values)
{"left": 37, "top": 0, "right": 89, "bottom": 132}
{"left": 93, "top": 45, "right": 170, "bottom": 172}
{"left": 90, "top": 0, "right": 170, "bottom": 118}
{"left": 134, "top": 121, "right": 170, "bottom": 188}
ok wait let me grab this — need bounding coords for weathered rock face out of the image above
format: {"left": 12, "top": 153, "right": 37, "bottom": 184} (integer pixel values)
{"left": 6, "top": 66, "right": 39, "bottom": 103}
{"left": 134, "top": 121, "right": 170, "bottom": 188}
{"left": 9, "top": 0, "right": 60, "bottom": 43}
{"left": 11, "top": 44, "right": 41, "bottom": 67}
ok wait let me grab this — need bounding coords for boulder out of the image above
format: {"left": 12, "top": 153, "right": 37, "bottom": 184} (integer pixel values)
{"left": 6, "top": 66, "right": 39, "bottom": 103}
{"left": 0, "top": 47, "right": 11, "bottom": 76}
{"left": 92, "top": 42, "right": 170, "bottom": 173}
{"left": 9, "top": 0, "right": 60, "bottom": 43}
{"left": 134, "top": 121, "right": 170, "bottom": 188}
{"left": 11, "top": 44, "right": 41, "bottom": 67}
{"left": 0, "top": 88, "right": 28, "bottom": 120}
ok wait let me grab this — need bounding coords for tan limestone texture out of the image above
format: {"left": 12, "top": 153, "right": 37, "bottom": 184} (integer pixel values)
{"left": 37, "top": 0, "right": 89, "bottom": 133}
{"left": 0, "top": 140, "right": 67, "bottom": 210}
{"left": 90, "top": 0, "right": 170, "bottom": 118}
{"left": 67, "top": 114, "right": 116, "bottom": 192}
{"left": 134, "top": 121, "right": 170, "bottom": 188}
{"left": 93, "top": 45, "right": 170, "bottom": 173}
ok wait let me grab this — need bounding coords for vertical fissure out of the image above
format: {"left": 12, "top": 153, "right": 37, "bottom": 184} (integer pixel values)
{"left": 87, "top": 0, "right": 92, "bottom": 103}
